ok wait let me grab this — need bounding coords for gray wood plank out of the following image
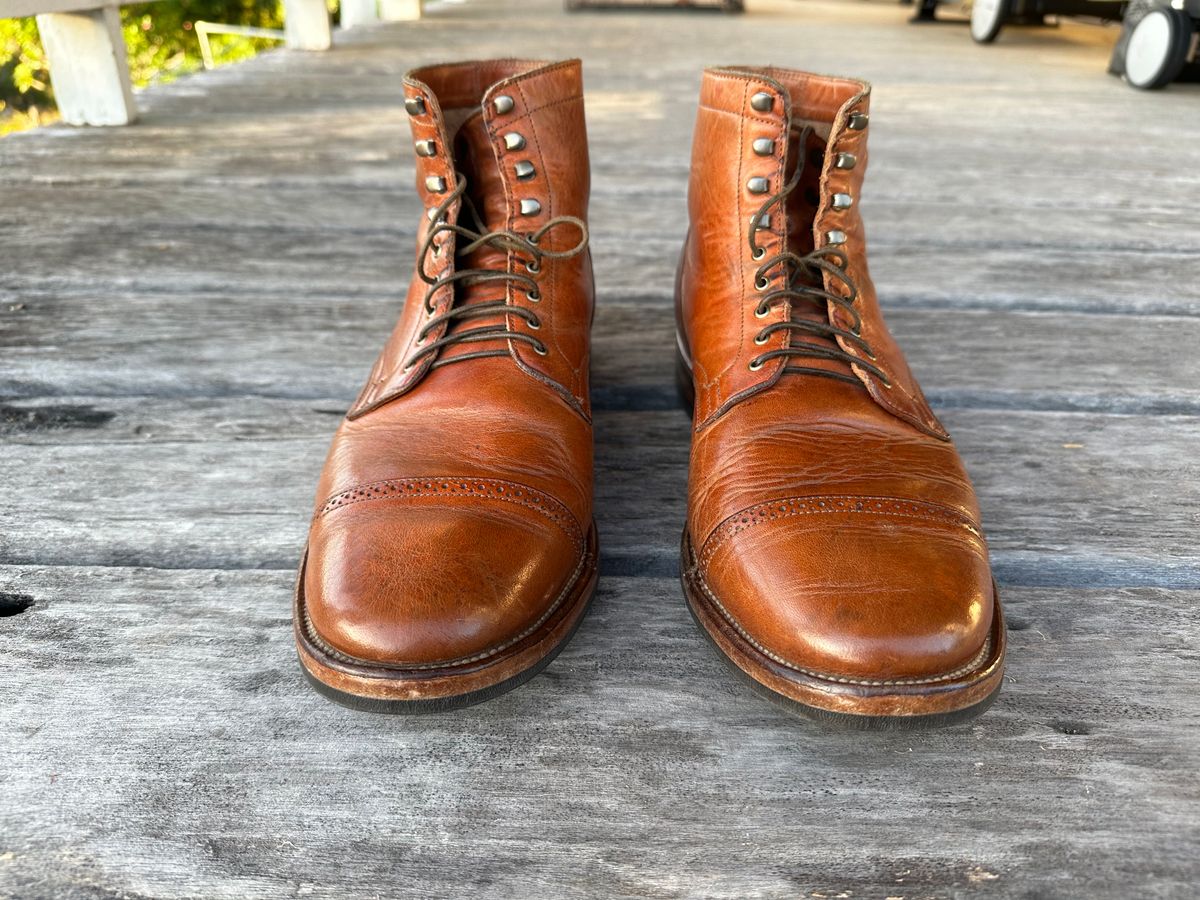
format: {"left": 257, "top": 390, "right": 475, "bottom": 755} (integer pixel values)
{"left": 6, "top": 291, "right": 1197, "bottom": 414}
{"left": 1, "top": 396, "right": 1197, "bottom": 587}
{"left": 0, "top": 564, "right": 1196, "bottom": 899}
{"left": 9, "top": 180, "right": 1200, "bottom": 254}
{"left": 5, "top": 217, "right": 1195, "bottom": 315}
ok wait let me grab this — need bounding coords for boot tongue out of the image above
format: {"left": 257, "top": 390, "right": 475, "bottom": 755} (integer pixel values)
{"left": 417, "top": 111, "right": 515, "bottom": 365}
{"left": 453, "top": 111, "right": 510, "bottom": 244}
{"left": 779, "top": 124, "right": 854, "bottom": 381}
{"left": 442, "top": 111, "right": 511, "bottom": 332}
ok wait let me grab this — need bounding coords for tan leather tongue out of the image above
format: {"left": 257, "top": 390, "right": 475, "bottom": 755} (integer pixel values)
{"left": 780, "top": 124, "right": 850, "bottom": 379}
{"left": 432, "top": 110, "right": 514, "bottom": 360}
{"left": 454, "top": 111, "right": 509, "bottom": 241}
{"left": 785, "top": 124, "right": 823, "bottom": 257}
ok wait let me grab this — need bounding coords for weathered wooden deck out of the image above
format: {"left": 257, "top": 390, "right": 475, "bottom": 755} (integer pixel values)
{"left": 2, "top": 0, "right": 1199, "bottom": 896}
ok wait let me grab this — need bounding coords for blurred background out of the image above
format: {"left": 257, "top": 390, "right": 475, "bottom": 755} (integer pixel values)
{"left": 3, "top": 0, "right": 1197, "bottom": 135}
{"left": 2, "top": 0, "right": 313, "bottom": 134}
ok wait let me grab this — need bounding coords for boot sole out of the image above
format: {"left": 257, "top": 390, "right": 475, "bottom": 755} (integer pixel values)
{"left": 293, "top": 524, "right": 598, "bottom": 714}
{"left": 674, "top": 343, "right": 1005, "bottom": 729}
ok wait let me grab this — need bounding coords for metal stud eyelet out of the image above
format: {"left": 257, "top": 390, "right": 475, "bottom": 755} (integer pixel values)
{"left": 750, "top": 92, "right": 774, "bottom": 112}
{"left": 752, "top": 138, "right": 775, "bottom": 156}
{"left": 414, "top": 139, "right": 437, "bottom": 157}
{"left": 834, "top": 152, "right": 857, "bottom": 170}
{"left": 519, "top": 198, "right": 541, "bottom": 216}
{"left": 826, "top": 230, "right": 848, "bottom": 246}
{"left": 504, "top": 133, "right": 526, "bottom": 151}
{"left": 748, "top": 357, "right": 765, "bottom": 371}
{"left": 514, "top": 160, "right": 535, "bottom": 180}
{"left": 831, "top": 193, "right": 853, "bottom": 211}
{"left": 404, "top": 96, "right": 426, "bottom": 116}
{"left": 493, "top": 95, "right": 515, "bottom": 114}
{"left": 425, "top": 175, "right": 447, "bottom": 193}
{"left": 747, "top": 177, "right": 770, "bottom": 195}
{"left": 848, "top": 112, "right": 869, "bottom": 130}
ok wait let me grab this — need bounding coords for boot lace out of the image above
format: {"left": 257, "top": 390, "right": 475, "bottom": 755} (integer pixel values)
{"left": 404, "top": 174, "right": 589, "bottom": 371}
{"left": 746, "top": 128, "right": 889, "bottom": 387}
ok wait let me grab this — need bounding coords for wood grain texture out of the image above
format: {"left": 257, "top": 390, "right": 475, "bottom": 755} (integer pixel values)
{"left": 0, "top": 565, "right": 1197, "bottom": 900}
{"left": 1, "top": 0, "right": 1198, "bottom": 895}
{"left": 0, "top": 396, "right": 1198, "bottom": 588}
{"left": 6, "top": 296, "right": 1200, "bottom": 415}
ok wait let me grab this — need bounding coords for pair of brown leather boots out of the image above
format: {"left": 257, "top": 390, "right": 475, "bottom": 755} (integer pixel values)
{"left": 293, "top": 59, "right": 1006, "bottom": 728}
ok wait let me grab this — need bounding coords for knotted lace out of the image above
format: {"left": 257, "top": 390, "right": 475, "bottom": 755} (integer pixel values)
{"left": 746, "top": 128, "right": 889, "bottom": 387}
{"left": 403, "top": 174, "right": 589, "bottom": 371}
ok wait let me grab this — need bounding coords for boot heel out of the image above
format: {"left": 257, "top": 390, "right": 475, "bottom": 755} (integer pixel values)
{"left": 675, "top": 344, "right": 696, "bottom": 418}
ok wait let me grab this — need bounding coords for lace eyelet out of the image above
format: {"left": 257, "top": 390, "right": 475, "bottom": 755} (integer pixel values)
{"left": 528, "top": 316, "right": 541, "bottom": 330}
{"left": 755, "top": 276, "right": 770, "bottom": 291}
{"left": 754, "top": 332, "right": 769, "bottom": 345}
{"left": 533, "top": 341, "right": 549, "bottom": 356}
{"left": 752, "top": 247, "right": 765, "bottom": 260}
{"left": 754, "top": 304, "right": 769, "bottom": 318}
{"left": 748, "top": 358, "right": 764, "bottom": 372}
{"left": 525, "top": 260, "right": 541, "bottom": 274}
{"left": 527, "top": 289, "right": 541, "bottom": 302}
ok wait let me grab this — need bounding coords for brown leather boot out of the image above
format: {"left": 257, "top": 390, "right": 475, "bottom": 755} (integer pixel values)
{"left": 676, "top": 67, "right": 1005, "bottom": 727}
{"left": 295, "top": 59, "right": 597, "bottom": 712}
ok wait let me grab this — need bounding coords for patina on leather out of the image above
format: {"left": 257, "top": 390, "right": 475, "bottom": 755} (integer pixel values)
{"left": 295, "top": 59, "right": 597, "bottom": 709}
{"left": 676, "top": 66, "right": 1005, "bottom": 724}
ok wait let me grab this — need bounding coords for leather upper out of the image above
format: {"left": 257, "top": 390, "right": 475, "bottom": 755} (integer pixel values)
{"left": 679, "top": 67, "right": 996, "bottom": 683}
{"left": 303, "top": 59, "right": 594, "bottom": 668}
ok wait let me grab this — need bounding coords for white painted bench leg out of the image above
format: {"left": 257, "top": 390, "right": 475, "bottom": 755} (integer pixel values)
{"left": 340, "top": 0, "right": 380, "bottom": 28}
{"left": 283, "top": 0, "right": 332, "bottom": 50}
{"left": 379, "top": 0, "right": 422, "bottom": 21}
{"left": 35, "top": 7, "right": 136, "bottom": 127}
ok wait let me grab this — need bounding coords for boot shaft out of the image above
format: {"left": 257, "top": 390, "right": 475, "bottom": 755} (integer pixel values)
{"left": 679, "top": 66, "right": 945, "bottom": 438}
{"left": 351, "top": 59, "right": 594, "bottom": 420}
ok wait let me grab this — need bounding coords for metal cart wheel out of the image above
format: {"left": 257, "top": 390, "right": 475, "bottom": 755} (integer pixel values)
{"left": 1124, "top": 6, "right": 1195, "bottom": 88}
{"left": 971, "top": 0, "right": 1012, "bottom": 41}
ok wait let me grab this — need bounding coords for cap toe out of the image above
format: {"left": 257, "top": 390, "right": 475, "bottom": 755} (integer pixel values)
{"left": 302, "top": 479, "right": 586, "bottom": 668}
{"left": 699, "top": 495, "right": 995, "bottom": 683}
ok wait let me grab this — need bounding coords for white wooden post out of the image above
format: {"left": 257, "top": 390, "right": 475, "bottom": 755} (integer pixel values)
{"left": 35, "top": 6, "right": 136, "bottom": 126}
{"left": 340, "top": 0, "right": 378, "bottom": 28}
{"left": 282, "top": 0, "right": 332, "bottom": 49}
{"left": 379, "top": 0, "right": 421, "bottom": 20}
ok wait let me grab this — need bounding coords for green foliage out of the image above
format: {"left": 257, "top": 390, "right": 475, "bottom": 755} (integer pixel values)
{"left": 1, "top": 0, "right": 292, "bottom": 134}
